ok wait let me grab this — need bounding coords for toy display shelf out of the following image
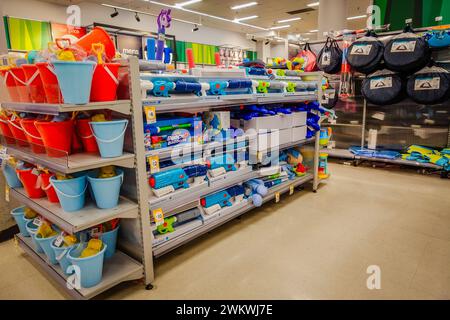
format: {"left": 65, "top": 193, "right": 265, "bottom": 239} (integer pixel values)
{"left": 145, "top": 132, "right": 257, "bottom": 162}
{"left": 0, "top": 100, "right": 132, "bottom": 116}
{"left": 255, "top": 92, "right": 318, "bottom": 104}
{"left": 323, "top": 147, "right": 443, "bottom": 169}
{"left": 152, "top": 172, "right": 314, "bottom": 257}
{"left": 149, "top": 165, "right": 258, "bottom": 214}
{"left": 256, "top": 137, "right": 316, "bottom": 154}
{"left": 10, "top": 187, "right": 138, "bottom": 234}
{"left": 6, "top": 145, "right": 135, "bottom": 174}
{"left": 16, "top": 234, "right": 143, "bottom": 300}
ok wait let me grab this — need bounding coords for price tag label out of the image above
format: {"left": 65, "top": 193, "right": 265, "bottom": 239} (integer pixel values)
{"left": 144, "top": 106, "right": 157, "bottom": 124}
{"left": 90, "top": 227, "right": 102, "bottom": 239}
{"left": 148, "top": 155, "right": 160, "bottom": 174}
{"left": 5, "top": 185, "right": 10, "bottom": 202}
{"left": 31, "top": 168, "right": 40, "bottom": 176}
{"left": 289, "top": 185, "right": 294, "bottom": 195}
{"left": 152, "top": 208, "right": 164, "bottom": 226}
{"left": 33, "top": 217, "right": 42, "bottom": 227}
{"left": 257, "top": 152, "right": 263, "bottom": 163}
{"left": 275, "top": 192, "right": 280, "bottom": 203}
{"left": 54, "top": 232, "right": 66, "bottom": 248}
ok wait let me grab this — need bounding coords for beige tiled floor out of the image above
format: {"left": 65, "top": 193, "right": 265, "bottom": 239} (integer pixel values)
{"left": 0, "top": 163, "right": 449, "bottom": 300}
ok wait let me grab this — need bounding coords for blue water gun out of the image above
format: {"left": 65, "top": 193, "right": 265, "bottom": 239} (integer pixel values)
{"left": 225, "top": 185, "right": 245, "bottom": 198}
{"left": 271, "top": 106, "right": 292, "bottom": 114}
{"left": 247, "top": 105, "right": 277, "bottom": 116}
{"left": 228, "top": 79, "right": 255, "bottom": 94}
{"left": 200, "top": 190, "right": 232, "bottom": 208}
{"left": 152, "top": 80, "right": 175, "bottom": 97}
{"left": 245, "top": 67, "right": 273, "bottom": 77}
{"left": 264, "top": 179, "right": 284, "bottom": 188}
{"left": 208, "top": 81, "right": 228, "bottom": 95}
{"left": 174, "top": 80, "right": 203, "bottom": 96}
{"left": 149, "top": 167, "right": 189, "bottom": 190}
{"left": 207, "top": 154, "right": 237, "bottom": 172}
{"left": 183, "top": 164, "right": 208, "bottom": 178}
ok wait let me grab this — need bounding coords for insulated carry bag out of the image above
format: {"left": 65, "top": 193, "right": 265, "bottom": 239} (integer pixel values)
{"left": 406, "top": 66, "right": 450, "bottom": 104}
{"left": 362, "top": 70, "right": 404, "bottom": 105}
{"left": 317, "top": 38, "right": 342, "bottom": 74}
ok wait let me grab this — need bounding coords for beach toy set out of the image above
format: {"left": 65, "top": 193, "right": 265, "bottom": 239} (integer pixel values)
{"left": 0, "top": 27, "right": 119, "bottom": 105}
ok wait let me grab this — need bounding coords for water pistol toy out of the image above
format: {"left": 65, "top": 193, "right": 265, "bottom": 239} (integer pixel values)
{"left": 256, "top": 81, "right": 270, "bottom": 94}
{"left": 207, "top": 80, "right": 228, "bottom": 95}
{"left": 206, "top": 153, "right": 237, "bottom": 177}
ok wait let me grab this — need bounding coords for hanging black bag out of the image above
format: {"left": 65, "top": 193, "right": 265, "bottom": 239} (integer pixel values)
{"left": 406, "top": 66, "right": 450, "bottom": 104}
{"left": 317, "top": 38, "right": 342, "bottom": 74}
{"left": 347, "top": 31, "right": 384, "bottom": 74}
{"left": 361, "top": 70, "right": 404, "bottom": 105}
{"left": 384, "top": 26, "right": 431, "bottom": 74}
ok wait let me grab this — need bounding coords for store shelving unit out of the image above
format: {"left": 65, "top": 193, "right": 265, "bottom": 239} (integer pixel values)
{"left": 1, "top": 57, "right": 154, "bottom": 299}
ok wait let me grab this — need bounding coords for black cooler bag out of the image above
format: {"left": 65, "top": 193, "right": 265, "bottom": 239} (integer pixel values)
{"left": 347, "top": 35, "right": 384, "bottom": 74}
{"left": 317, "top": 38, "right": 342, "bottom": 74}
{"left": 362, "top": 70, "right": 404, "bottom": 105}
{"left": 406, "top": 66, "right": 450, "bottom": 104}
{"left": 384, "top": 31, "right": 431, "bottom": 74}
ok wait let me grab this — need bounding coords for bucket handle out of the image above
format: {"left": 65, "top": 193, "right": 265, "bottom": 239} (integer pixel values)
{"left": 90, "top": 121, "right": 128, "bottom": 144}
{"left": 50, "top": 179, "right": 88, "bottom": 199}
{"left": 41, "top": 175, "right": 55, "bottom": 191}
{"left": 56, "top": 248, "right": 69, "bottom": 261}
{"left": 103, "top": 65, "right": 119, "bottom": 85}
{"left": 25, "top": 70, "right": 40, "bottom": 86}
{"left": 7, "top": 119, "right": 24, "bottom": 132}
{"left": 47, "top": 64, "right": 57, "bottom": 76}
{"left": 9, "top": 70, "right": 27, "bottom": 86}
{"left": 21, "top": 122, "right": 42, "bottom": 140}
{"left": 3, "top": 71, "right": 9, "bottom": 86}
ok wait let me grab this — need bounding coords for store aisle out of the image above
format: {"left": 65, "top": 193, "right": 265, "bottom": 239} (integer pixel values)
{"left": 1, "top": 163, "right": 449, "bottom": 300}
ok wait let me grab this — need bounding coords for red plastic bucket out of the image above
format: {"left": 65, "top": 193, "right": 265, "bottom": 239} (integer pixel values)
{"left": 76, "top": 119, "right": 98, "bottom": 153}
{"left": 16, "top": 168, "right": 45, "bottom": 198}
{"left": 0, "top": 115, "right": 16, "bottom": 145}
{"left": 22, "top": 64, "right": 46, "bottom": 103}
{"left": 0, "top": 69, "right": 20, "bottom": 102}
{"left": 72, "top": 131, "right": 83, "bottom": 153}
{"left": 90, "top": 63, "right": 120, "bottom": 102}
{"left": 10, "top": 67, "right": 31, "bottom": 103}
{"left": 76, "top": 27, "right": 116, "bottom": 61}
{"left": 35, "top": 120, "right": 74, "bottom": 157}
{"left": 40, "top": 172, "right": 59, "bottom": 203}
{"left": 36, "top": 62, "right": 62, "bottom": 104}
{"left": 20, "top": 119, "right": 45, "bottom": 153}
{"left": 7, "top": 118, "right": 29, "bottom": 146}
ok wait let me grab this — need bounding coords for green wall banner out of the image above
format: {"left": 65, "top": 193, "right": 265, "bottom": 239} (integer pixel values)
{"left": 5, "top": 16, "right": 52, "bottom": 51}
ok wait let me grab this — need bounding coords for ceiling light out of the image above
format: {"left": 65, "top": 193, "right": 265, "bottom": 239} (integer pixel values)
{"left": 270, "top": 25, "right": 290, "bottom": 30}
{"left": 135, "top": 12, "right": 140, "bottom": 22}
{"left": 347, "top": 14, "right": 367, "bottom": 20}
{"left": 277, "top": 17, "right": 301, "bottom": 23}
{"left": 234, "top": 15, "right": 258, "bottom": 22}
{"left": 148, "top": 1, "right": 268, "bottom": 31}
{"left": 309, "top": 29, "right": 318, "bottom": 32}
{"left": 175, "top": 0, "right": 202, "bottom": 7}
{"left": 307, "top": 2, "right": 320, "bottom": 7}
{"left": 231, "top": 2, "right": 258, "bottom": 10}
{"left": 110, "top": 8, "right": 119, "bottom": 18}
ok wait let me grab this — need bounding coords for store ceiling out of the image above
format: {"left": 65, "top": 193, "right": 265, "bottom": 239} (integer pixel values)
{"left": 41, "top": 0, "right": 372, "bottom": 40}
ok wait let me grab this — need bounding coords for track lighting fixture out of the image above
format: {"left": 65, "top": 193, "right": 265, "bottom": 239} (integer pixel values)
{"left": 111, "top": 8, "right": 119, "bottom": 18}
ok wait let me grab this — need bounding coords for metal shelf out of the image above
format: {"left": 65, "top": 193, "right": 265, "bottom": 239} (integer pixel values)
{"left": 17, "top": 234, "right": 143, "bottom": 300}
{"left": 1, "top": 100, "right": 132, "bottom": 115}
{"left": 6, "top": 145, "right": 135, "bottom": 174}
{"left": 257, "top": 137, "right": 316, "bottom": 153}
{"left": 255, "top": 93, "right": 318, "bottom": 104}
{"left": 153, "top": 173, "right": 314, "bottom": 257}
{"left": 11, "top": 187, "right": 138, "bottom": 234}
{"left": 149, "top": 166, "right": 258, "bottom": 213}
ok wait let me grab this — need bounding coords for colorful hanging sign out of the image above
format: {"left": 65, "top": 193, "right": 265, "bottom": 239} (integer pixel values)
{"left": 51, "top": 23, "right": 87, "bottom": 40}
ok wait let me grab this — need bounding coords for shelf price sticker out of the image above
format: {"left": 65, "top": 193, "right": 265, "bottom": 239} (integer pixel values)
{"left": 152, "top": 208, "right": 164, "bottom": 226}
{"left": 144, "top": 106, "right": 157, "bottom": 124}
{"left": 5, "top": 185, "right": 10, "bottom": 202}
{"left": 148, "top": 155, "right": 160, "bottom": 174}
{"left": 289, "top": 184, "right": 294, "bottom": 195}
{"left": 275, "top": 192, "right": 280, "bottom": 203}
{"left": 33, "top": 217, "right": 42, "bottom": 227}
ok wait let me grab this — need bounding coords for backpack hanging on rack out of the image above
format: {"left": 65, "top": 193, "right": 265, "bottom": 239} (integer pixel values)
{"left": 383, "top": 26, "right": 431, "bottom": 74}
{"left": 297, "top": 43, "right": 317, "bottom": 72}
{"left": 317, "top": 38, "right": 342, "bottom": 74}
{"left": 406, "top": 66, "right": 450, "bottom": 104}
{"left": 361, "top": 69, "right": 404, "bottom": 105}
{"left": 347, "top": 31, "right": 384, "bottom": 74}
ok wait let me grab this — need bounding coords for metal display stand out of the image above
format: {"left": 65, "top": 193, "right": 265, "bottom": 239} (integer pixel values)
{"left": 1, "top": 57, "right": 153, "bottom": 299}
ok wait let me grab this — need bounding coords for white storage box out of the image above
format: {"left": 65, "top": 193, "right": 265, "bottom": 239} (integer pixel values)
{"left": 291, "top": 126, "right": 307, "bottom": 142}
{"left": 292, "top": 111, "right": 307, "bottom": 127}
{"left": 231, "top": 114, "right": 292, "bottom": 131}
{"left": 257, "top": 128, "right": 291, "bottom": 151}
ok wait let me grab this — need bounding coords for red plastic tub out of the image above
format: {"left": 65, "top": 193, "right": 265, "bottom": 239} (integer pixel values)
{"left": 9, "top": 67, "right": 31, "bottom": 103}
{"left": 35, "top": 120, "right": 74, "bottom": 157}
{"left": 0, "top": 115, "right": 16, "bottom": 145}
{"left": 76, "top": 27, "right": 116, "bottom": 61}
{"left": 16, "top": 167, "right": 45, "bottom": 198}
{"left": 20, "top": 119, "right": 45, "bottom": 153}
{"left": 90, "top": 63, "right": 120, "bottom": 102}
{"left": 36, "top": 62, "right": 62, "bottom": 104}
{"left": 75, "top": 118, "right": 99, "bottom": 153}
{"left": 7, "top": 118, "right": 29, "bottom": 146}
{"left": 40, "top": 172, "right": 59, "bottom": 203}
{"left": 22, "top": 64, "right": 46, "bottom": 103}
{"left": 0, "top": 68, "right": 20, "bottom": 102}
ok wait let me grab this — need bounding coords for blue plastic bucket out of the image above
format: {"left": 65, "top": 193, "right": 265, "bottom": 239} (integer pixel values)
{"left": 100, "top": 226, "right": 120, "bottom": 259}
{"left": 50, "top": 175, "right": 87, "bottom": 212}
{"left": 25, "top": 220, "right": 44, "bottom": 253}
{"left": 87, "top": 169, "right": 123, "bottom": 209}
{"left": 51, "top": 241, "right": 75, "bottom": 275}
{"left": 52, "top": 60, "right": 96, "bottom": 104}
{"left": 90, "top": 120, "right": 128, "bottom": 158}
{"left": 2, "top": 163, "right": 22, "bottom": 188}
{"left": 10, "top": 206, "right": 29, "bottom": 237}
{"left": 35, "top": 233, "right": 59, "bottom": 265}
{"left": 68, "top": 243, "right": 107, "bottom": 288}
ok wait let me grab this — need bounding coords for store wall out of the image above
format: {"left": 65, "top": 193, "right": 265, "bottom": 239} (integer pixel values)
{"left": 270, "top": 42, "right": 288, "bottom": 60}
{"left": 2, "top": 0, "right": 255, "bottom": 50}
